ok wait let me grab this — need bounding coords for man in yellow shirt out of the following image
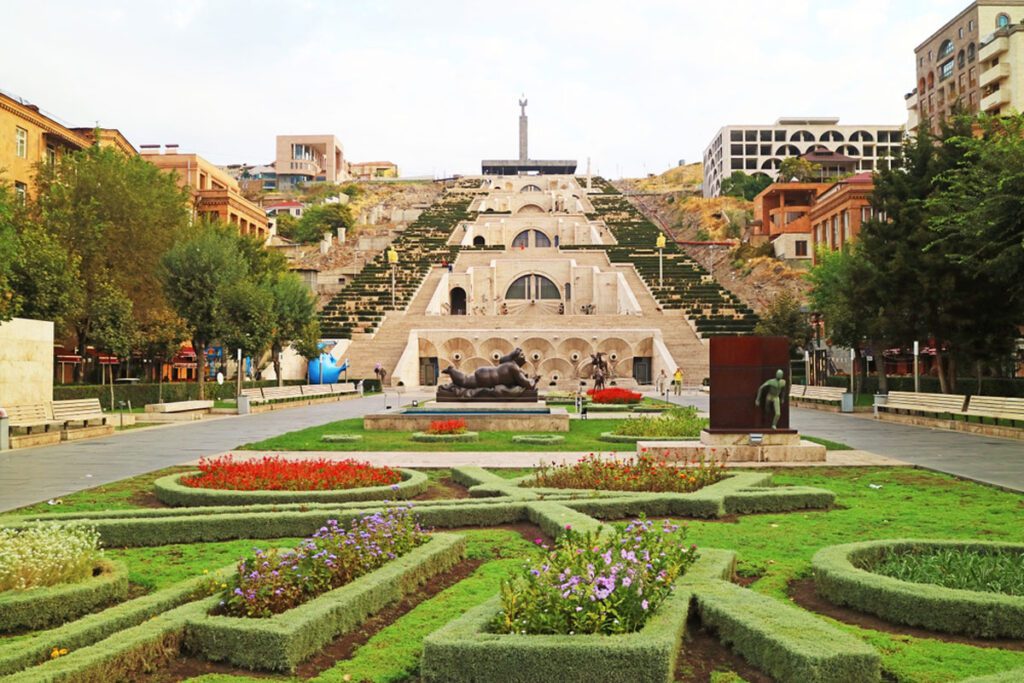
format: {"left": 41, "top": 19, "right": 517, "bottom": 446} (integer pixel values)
{"left": 672, "top": 368, "right": 683, "bottom": 396}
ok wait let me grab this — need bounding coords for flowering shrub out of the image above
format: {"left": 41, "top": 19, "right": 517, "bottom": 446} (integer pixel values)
{"left": 222, "top": 506, "right": 426, "bottom": 618}
{"left": 180, "top": 455, "right": 402, "bottom": 491}
{"left": 612, "top": 406, "right": 706, "bottom": 437}
{"left": 587, "top": 388, "right": 643, "bottom": 404}
{"left": 426, "top": 419, "right": 468, "bottom": 435}
{"left": 0, "top": 523, "right": 103, "bottom": 592}
{"left": 526, "top": 452, "right": 726, "bottom": 493}
{"left": 495, "top": 518, "right": 697, "bottom": 635}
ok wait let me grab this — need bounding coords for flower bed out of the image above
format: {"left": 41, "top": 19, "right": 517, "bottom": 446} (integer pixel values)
{"left": 426, "top": 418, "right": 467, "bottom": 435}
{"left": 0, "top": 558, "right": 129, "bottom": 632}
{"left": 511, "top": 434, "right": 565, "bottom": 445}
{"left": 609, "top": 406, "right": 706, "bottom": 438}
{"left": 0, "top": 522, "right": 104, "bottom": 592}
{"left": 153, "top": 468, "right": 428, "bottom": 507}
{"left": 221, "top": 507, "right": 427, "bottom": 617}
{"left": 496, "top": 518, "right": 698, "bottom": 635}
{"left": 180, "top": 455, "right": 401, "bottom": 491}
{"left": 410, "top": 431, "right": 480, "bottom": 443}
{"left": 525, "top": 453, "right": 726, "bottom": 494}
{"left": 587, "top": 388, "right": 642, "bottom": 404}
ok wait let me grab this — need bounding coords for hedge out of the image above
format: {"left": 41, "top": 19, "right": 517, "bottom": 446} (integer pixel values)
{"left": 410, "top": 431, "right": 480, "bottom": 443}
{"left": 52, "top": 380, "right": 305, "bottom": 410}
{"left": 185, "top": 533, "right": 466, "bottom": 672}
{"left": 695, "top": 580, "right": 881, "bottom": 683}
{"left": 320, "top": 434, "right": 363, "bottom": 443}
{"left": 812, "top": 540, "right": 1024, "bottom": 638}
{"left": 598, "top": 432, "right": 693, "bottom": 444}
{"left": 152, "top": 468, "right": 428, "bottom": 507}
{"left": 510, "top": 434, "right": 565, "bottom": 445}
{"left": 824, "top": 375, "right": 1024, "bottom": 399}
{"left": 0, "top": 559, "right": 129, "bottom": 633}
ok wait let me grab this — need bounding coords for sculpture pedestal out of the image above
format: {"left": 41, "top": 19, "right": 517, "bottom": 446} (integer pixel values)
{"left": 639, "top": 430, "right": 826, "bottom": 464}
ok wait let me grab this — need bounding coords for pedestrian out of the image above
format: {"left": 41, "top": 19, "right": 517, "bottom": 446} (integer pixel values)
{"left": 356, "top": 379, "right": 364, "bottom": 397}
{"left": 656, "top": 369, "right": 668, "bottom": 394}
{"left": 673, "top": 367, "right": 683, "bottom": 396}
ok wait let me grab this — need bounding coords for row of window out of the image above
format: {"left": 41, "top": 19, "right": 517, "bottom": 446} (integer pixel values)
{"left": 728, "top": 129, "right": 898, "bottom": 143}
{"left": 918, "top": 14, "right": 1013, "bottom": 69}
{"left": 729, "top": 144, "right": 897, "bottom": 158}
{"left": 729, "top": 156, "right": 894, "bottom": 172}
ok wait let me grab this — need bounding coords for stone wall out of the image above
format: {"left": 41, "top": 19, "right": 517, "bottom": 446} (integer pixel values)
{"left": 0, "top": 318, "right": 53, "bottom": 407}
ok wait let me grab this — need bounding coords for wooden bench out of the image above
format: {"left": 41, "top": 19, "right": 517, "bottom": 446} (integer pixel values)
{"left": 300, "top": 385, "right": 333, "bottom": 398}
{"left": 800, "top": 385, "right": 846, "bottom": 405}
{"left": 252, "top": 386, "right": 304, "bottom": 405}
{"left": 52, "top": 398, "right": 107, "bottom": 427}
{"left": 962, "top": 396, "right": 1024, "bottom": 425}
{"left": 6, "top": 403, "right": 62, "bottom": 434}
{"left": 240, "top": 388, "right": 264, "bottom": 401}
{"left": 877, "top": 391, "right": 967, "bottom": 417}
{"left": 789, "top": 385, "right": 808, "bottom": 399}
{"left": 332, "top": 382, "right": 357, "bottom": 394}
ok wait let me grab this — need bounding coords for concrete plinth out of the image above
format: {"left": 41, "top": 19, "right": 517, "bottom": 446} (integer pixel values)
{"left": 62, "top": 424, "right": 115, "bottom": 441}
{"left": 364, "top": 405, "right": 569, "bottom": 432}
{"left": 640, "top": 429, "right": 825, "bottom": 463}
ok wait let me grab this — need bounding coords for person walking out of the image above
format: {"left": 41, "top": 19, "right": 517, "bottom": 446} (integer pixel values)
{"left": 673, "top": 367, "right": 683, "bottom": 396}
{"left": 656, "top": 369, "right": 668, "bottom": 394}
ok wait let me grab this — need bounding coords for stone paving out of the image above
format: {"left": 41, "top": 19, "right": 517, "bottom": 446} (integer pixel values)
{"left": 1, "top": 389, "right": 1021, "bottom": 512}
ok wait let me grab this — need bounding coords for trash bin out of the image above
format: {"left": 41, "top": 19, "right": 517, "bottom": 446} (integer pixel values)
{"left": 873, "top": 393, "right": 887, "bottom": 417}
{"left": 841, "top": 392, "right": 855, "bottom": 413}
{"left": 237, "top": 395, "right": 250, "bottom": 415}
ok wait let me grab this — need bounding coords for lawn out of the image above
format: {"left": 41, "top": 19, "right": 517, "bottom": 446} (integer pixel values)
{"left": 5, "top": 466, "right": 1024, "bottom": 682}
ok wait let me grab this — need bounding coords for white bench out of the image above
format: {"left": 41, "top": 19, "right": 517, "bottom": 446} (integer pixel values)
{"left": 800, "top": 385, "right": 846, "bottom": 405}
{"left": 254, "top": 386, "right": 304, "bottom": 404}
{"left": 331, "top": 382, "right": 357, "bottom": 394}
{"left": 877, "top": 391, "right": 967, "bottom": 417}
{"left": 52, "top": 398, "right": 108, "bottom": 427}
{"left": 962, "top": 396, "right": 1024, "bottom": 425}
{"left": 6, "top": 403, "right": 62, "bottom": 434}
{"left": 300, "top": 385, "right": 333, "bottom": 398}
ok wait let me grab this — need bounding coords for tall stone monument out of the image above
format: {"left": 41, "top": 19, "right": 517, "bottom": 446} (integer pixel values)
{"left": 518, "top": 96, "right": 528, "bottom": 162}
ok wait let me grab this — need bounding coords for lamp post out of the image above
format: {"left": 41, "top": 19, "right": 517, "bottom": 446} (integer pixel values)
{"left": 387, "top": 247, "right": 398, "bottom": 310}
{"left": 913, "top": 340, "right": 920, "bottom": 393}
{"left": 656, "top": 233, "right": 666, "bottom": 288}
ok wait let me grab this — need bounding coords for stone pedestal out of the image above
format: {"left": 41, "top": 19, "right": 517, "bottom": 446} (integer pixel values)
{"left": 639, "top": 429, "right": 826, "bottom": 463}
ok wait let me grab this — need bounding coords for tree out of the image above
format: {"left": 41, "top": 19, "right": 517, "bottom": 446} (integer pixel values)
{"left": 160, "top": 223, "right": 248, "bottom": 399}
{"left": 10, "top": 225, "right": 82, "bottom": 330}
{"left": 34, "top": 143, "right": 189, "bottom": 352}
{"left": 720, "top": 171, "right": 772, "bottom": 200}
{"left": 89, "top": 283, "right": 137, "bottom": 407}
{"left": 282, "top": 203, "right": 353, "bottom": 243}
{"left": 137, "top": 310, "right": 188, "bottom": 403}
{"left": 753, "top": 291, "right": 813, "bottom": 355}
{"left": 0, "top": 181, "right": 24, "bottom": 322}
{"left": 778, "top": 157, "right": 822, "bottom": 183}
{"left": 292, "top": 319, "right": 323, "bottom": 384}
{"left": 267, "top": 273, "right": 317, "bottom": 386}
{"left": 219, "top": 279, "right": 275, "bottom": 367}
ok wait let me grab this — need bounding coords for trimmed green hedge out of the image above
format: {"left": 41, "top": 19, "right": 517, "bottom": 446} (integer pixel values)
{"left": 52, "top": 380, "right": 304, "bottom": 410}
{"left": 410, "top": 431, "right": 480, "bottom": 443}
{"left": 320, "top": 434, "right": 363, "bottom": 443}
{"left": 598, "top": 432, "right": 693, "bottom": 444}
{"left": 0, "top": 559, "right": 129, "bottom": 633}
{"left": 510, "top": 434, "right": 565, "bottom": 445}
{"left": 152, "top": 469, "right": 428, "bottom": 507}
{"left": 695, "top": 580, "right": 881, "bottom": 683}
{"left": 813, "top": 540, "right": 1024, "bottom": 638}
{"left": 185, "top": 533, "right": 466, "bottom": 672}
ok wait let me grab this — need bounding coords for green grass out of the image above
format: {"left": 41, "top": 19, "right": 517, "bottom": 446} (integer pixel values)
{"left": 802, "top": 435, "right": 854, "bottom": 451}
{"left": 238, "top": 417, "right": 637, "bottom": 452}
{"left": 13, "top": 466, "right": 192, "bottom": 515}
{"left": 869, "top": 546, "right": 1024, "bottom": 596}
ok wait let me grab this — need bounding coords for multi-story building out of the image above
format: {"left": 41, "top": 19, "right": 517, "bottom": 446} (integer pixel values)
{"left": 1, "top": 88, "right": 135, "bottom": 201}
{"left": 751, "top": 182, "right": 830, "bottom": 261}
{"left": 142, "top": 145, "right": 269, "bottom": 240}
{"left": 908, "top": 1, "right": 1024, "bottom": 128}
{"left": 809, "top": 172, "right": 875, "bottom": 262}
{"left": 348, "top": 160, "right": 398, "bottom": 180}
{"left": 702, "top": 118, "right": 903, "bottom": 198}
{"left": 274, "top": 135, "right": 346, "bottom": 190}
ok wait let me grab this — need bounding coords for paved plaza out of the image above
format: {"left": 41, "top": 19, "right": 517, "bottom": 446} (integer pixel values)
{"left": 1, "top": 391, "right": 1021, "bottom": 512}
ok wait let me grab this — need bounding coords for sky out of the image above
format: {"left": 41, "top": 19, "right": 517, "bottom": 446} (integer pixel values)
{"left": 2, "top": 0, "right": 969, "bottom": 178}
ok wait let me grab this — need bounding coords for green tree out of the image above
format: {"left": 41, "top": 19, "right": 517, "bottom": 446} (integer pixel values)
{"left": 89, "top": 283, "right": 137, "bottom": 407}
{"left": 286, "top": 203, "right": 353, "bottom": 243}
{"left": 137, "top": 310, "right": 188, "bottom": 403}
{"left": 160, "top": 223, "right": 247, "bottom": 399}
{"left": 219, "top": 279, "right": 275, "bottom": 367}
{"left": 0, "top": 180, "right": 24, "bottom": 322}
{"left": 292, "top": 318, "right": 323, "bottom": 383}
{"left": 267, "top": 273, "right": 317, "bottom": 386}
{"left": 720, "top": 171, "right": 772, "bottom": 200}
{"left": 753, "top": 291, "right": 813, "bottom": 355}
{"left": 10, "top": 225, "right": 82, "bottom": 329}
{"left": 778, "top": 157, "right": 823, "bottom": 183}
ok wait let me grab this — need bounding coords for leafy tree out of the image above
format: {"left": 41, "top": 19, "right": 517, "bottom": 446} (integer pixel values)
{"left": 10, "top": 225, "right": 82, "bottom": 329}
{"left": 778, "top": 157, "right": 823, "bottom": 183}
{"left": 219, "top": 279, "right": 275, "bottom": 365}
{"left": 89, "top": 283, "right": 136, "bottom": 406}
{"left": 282, "top": 203, "right": 353, "bottom": 243}
{"left": 267, "top": 273, "right": 317, "bottom": 386}
{"left": 160, "top": 223, "right": 247, "bottom": 399}
{"left": 753, "top": 291, "right": 813, "bottom": 354}
{"left": 275, "top": 213, "right": 299, "bottom": 240}
{"left": 34, "top": 143, "right": 189, "bottom": 351}
{"left": 720, "top": 171, "right": 772, "bottom": 200}
{"left": 137, "top": 310, "right": 188, "bottom": 403}
{"left": 293, "top": 318, "right": 323, "bottom": 383}
{"left": 0, "top": 180, "right": 24, "bottom": 322}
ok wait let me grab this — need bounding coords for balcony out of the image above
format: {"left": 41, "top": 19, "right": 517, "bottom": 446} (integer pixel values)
{"left": 979, "top": 36, "right": 1008, "bottom": 62}
{"left": 981, "top": 87, "right": 1011, "bottom": 112}
{"left": 980, "top": 62, "right": 1011, "bottom": 88}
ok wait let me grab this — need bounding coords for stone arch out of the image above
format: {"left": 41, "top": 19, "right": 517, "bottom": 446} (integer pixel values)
{"left": 505, "top": 273, "right": 561, "bottom": 300}
{"left": 557, "top": 337, "right": 594, "bottom": 368}
{"left": 472, "top": 235, "right": 486, "bottom": 246}
{"left": 820, "top": 130, "right": 844, "bottom": 142}
{"left": 449, "top": 287, "right": 467, "bottom": 315}
{"left": 521, "top": 336, "right": 557, "bottom": 367}
{"left": 790, "top": 130, "right": 815, "bottom": 142}
{"left": 776, "top": 144, "right": 801, "bottom": 156}
{"left": 761, "top": 158, "right": 782, "bottom": 170}
{"left": 837, "top": 144, "right": 860, "bottom": 157}
{"left": 441, "top": 337, "right": 475, "bottom": 365}
{"left": 850, "top": 130, "right": 874, "bottom": 142}
{"left": 417, "top": 338, "right": 440, "bottom": 357}
{"left": 539, "top": 358, "right": 575, "bottom": 385}
{"left": 517, "top": 203, "right": 545, "bottom": 215}
{"left": 479, "top": 337, "right": 515, "bottom": 364}
{"left": 460, "top": 356, "right": 490, "bottom": 373}
{"left": 597, "top": 337, "right": 633, "bottom": 370}
{"left": 521, "top": 184, "right": 542, "bottom": 192}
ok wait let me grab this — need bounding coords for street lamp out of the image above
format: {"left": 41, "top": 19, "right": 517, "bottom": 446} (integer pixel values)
{"left": 387, "top": 247, "right": 399, "bottom": 309}
{"left": 656, "top": 233, "right": 666, "bottom": 288}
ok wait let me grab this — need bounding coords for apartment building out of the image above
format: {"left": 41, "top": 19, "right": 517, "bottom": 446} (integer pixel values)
{"left": 809, "top": 172, "right": 875, "bottom": 262}
{"left": 909, "top": 1, "right": 1024, "bottom": 128}
{"left": 1, "top": 88, "right": 134, "bottom": 200}
{"left": 142, "top": 145, "right": 269, "bottom": 240}
{"left": 751, "top": 182, "right": 829, "bottom": 261}
{"left": 702, "top": 118, "right": 903, "bottom": 198}
{"left": 275, "top": 135, "right": 346, "bottom": 190}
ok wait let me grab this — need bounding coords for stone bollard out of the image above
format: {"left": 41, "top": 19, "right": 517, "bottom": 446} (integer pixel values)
{"left": 0, "top": 408, "right": 9, "bottom": 451}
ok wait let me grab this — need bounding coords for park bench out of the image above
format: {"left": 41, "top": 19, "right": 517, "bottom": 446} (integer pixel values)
{"left": 240, "top": 388, "right": 264, "bottom": 401}
{"left": 798, "top": 385, "right": 846, "bottom": 406}
{"left": 962, "top": 396, "right": 1024, "bottom": 426}
{"left": 51, "top": 398, "right": 107, "bottom": 428}
{"left": 876, "top": 391, "right": 967, "bottom": 418}
{"left": 332, "top": 382, "right": 357, "bottom": 394}
{"left": 6, "top": 403, "right": 62, "bottom": 434}
{"left": 252, "top": 386, "right": 304, "bottom": 405}
{"left": 300, "top": 385, "right": 332, "bottom": 398}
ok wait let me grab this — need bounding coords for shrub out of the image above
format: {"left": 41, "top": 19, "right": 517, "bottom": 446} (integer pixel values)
{"left": 221, "top": 507, "right": 426, "bottom": 617}
{"left": 0, "top": 523, "right": 103, "bottom": 591}
{"left": 410, "top": 431, "right": 480, "bottom": 443}
{"left": 587, "top": 388, "right": 642, "bottom": 404}
{"left": 180, "top": 455, "right": 401, "bottom": 491}
{"left": 426, "top": 418, "right": 467, "bottom": 435}
{"left": 511, "top": 434, "right": 566, "bottom": 445}
{"left": 611, "top": 406, "right": 706, "bottom": 438}
{"left": 525, "top": 452, "right": 726, "bottom": 494}
{"left": 495, "top": 517, "right": 698, "bottom": 635}
{"left": 867, "top": 546, "right": 1024, "bottom": 596}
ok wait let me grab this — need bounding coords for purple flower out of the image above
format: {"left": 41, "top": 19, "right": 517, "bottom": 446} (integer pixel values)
{"left": 642, "top": 600, "right": 649, "bottom": 610}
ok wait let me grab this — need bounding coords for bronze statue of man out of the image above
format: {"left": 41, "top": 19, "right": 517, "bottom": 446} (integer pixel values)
{"left": 755, "top": 369, "right": 787, "bottom": 430}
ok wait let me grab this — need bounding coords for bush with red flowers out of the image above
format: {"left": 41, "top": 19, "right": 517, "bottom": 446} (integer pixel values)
{"left": 426, "top": 418, "right": 468, "bottom": 435}
{"left": 587, "top": 387, "right": 643, "bottom": 404}
{"left": 180, "top": 455, "right": 402, "bottom": 491}
{"left": 525, "top": 452, "right": 726, "bottom": 493}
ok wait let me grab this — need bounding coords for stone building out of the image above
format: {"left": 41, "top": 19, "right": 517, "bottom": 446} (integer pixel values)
{"left": 809, "top": 172, "right": 875, "bottom": 262}
{"left": 274, "top": 134, "right": 346, "bottom": 189}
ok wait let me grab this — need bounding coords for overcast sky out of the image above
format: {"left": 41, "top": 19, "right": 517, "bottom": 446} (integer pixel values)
{"left": 3, "top": 0, "right": 968, "bottom": 178}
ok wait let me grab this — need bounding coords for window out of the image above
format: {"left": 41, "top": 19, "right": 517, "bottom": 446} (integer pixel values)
{"left": 969, "top": 19, "right": 975, "bottom": 32}
{"left": 15, "top": 127, "right": 27, "bottom": 158}
{"left": 939, "top": 59, "right": 955, "bottom": 81}
{"left": 938, "top": 40, "right": 954, "bottom": 58}
{"left": 731, "top": 144, "right": 743, "bottom": 155}
{"left": 14, "top": 181, "right": 26, "bottom": 204}
{"left": 958, "top": 50, "right": 966, "bottom": 68}
{"left": 997, "top": 13, "right": 1010, "bottom": 28}
{"left": 745, "top": 144, "right": 756, "bottom": 155}
{"left": 861, "top": 206, "right": 874, "bottom": 223}
{"left": 795, "top": 240, "right": 808, "bottom": 257}
{"left": 730, "top": 130, "right": 742, "bottom": 141}
{"left": 959, "top": 27, "right": 964, "bottom": 39}
{"left": 831, "top": 216, "right": 839, "bottom": 247}
{"left": 843, "top": 211, "right": 851, "bottom": 242}
{"left": 774, "top": 130, "right": 786, "bottom": 142}
{"left": 760, "top": 144, "right": 771, "bottom": 156}
{"left": 505, "top": 274, "right": 560, "bottom": 300}
{"left": 512, "top": 231, "right": 530, "bottom": 248}
{"left": 968, "top": 43, "right": 976, "bottom": 62}
{"left": 760, "top": 130, "right": 772, "bottom": 141}
{"left": 745, "top": 130, "right": 757, "bottom": 141}
{"left": 45, "top": 144, "right": 56, "bottom": 166}
{"left": 533, "top": 231, "right": 551, "bottom": 248}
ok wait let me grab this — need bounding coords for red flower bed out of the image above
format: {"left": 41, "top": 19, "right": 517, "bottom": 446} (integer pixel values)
{"left": 426, "top": 418, "right": 468, "bottom": 435}
{"left": 587, "top": 387, "right": 643, "bottom": 404}
{"left": 526, "top": 452, "right": 726, "bottom": 493}
{"left": 180, "top": 455, "right": 402, "bottom": 491}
